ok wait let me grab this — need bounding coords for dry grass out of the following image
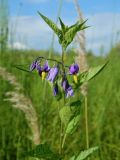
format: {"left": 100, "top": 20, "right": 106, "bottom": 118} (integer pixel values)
{"left": 0, "top": 66, "right": 40, "bottom": 145}
{"left": 74, "top": 0, "right": 88, "bottom": 96}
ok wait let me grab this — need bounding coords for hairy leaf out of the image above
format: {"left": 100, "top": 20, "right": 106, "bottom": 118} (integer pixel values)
{"left": 59, "top": 107, "right": 72, "bottom": 125}
{"left": 79, "top": 61, "right": 108, "bottom": 84}
{"left": 65, "top": 115, "right": 80, "bottom": 134}
{"left": 70, "top": 146, "right": 99, "bottom": 160}
{"left": 70, "top": 100, "right": 81, "bottom": 107}
{"left": 62, "top": 19, "right": 88, "bottom": 49}
{"left": 38, "top": 12, "right": 62, "bottom": 36}
{"left": 27, "top": 143, "right": 60, "bottom": 160}
{"left": 68, "top": 21, "right": 80, "bottom": 30}
{"left": 59, "top": 17, "right": 66, "bottom": 33}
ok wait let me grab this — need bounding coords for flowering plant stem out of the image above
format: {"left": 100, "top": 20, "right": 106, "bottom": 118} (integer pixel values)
{"left": 59, "top": 47, "right": 66, "bottom": 155}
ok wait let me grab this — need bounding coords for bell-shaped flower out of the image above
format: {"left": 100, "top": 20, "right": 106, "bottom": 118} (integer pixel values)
{"left": 69, "top": 64, "right": 79, "bottom": 74}
{"left": 53, "top": 83, "right": 59, "bottom": 96}
{"left": 43, "top": 61, "right": 50, "bottom": 72}
{"left": 66, "top": 85, "right": 74, "bottom": 98}
{"left": 37, "top": 61, "right": 50, "bottom": 80}
{"left": 47, "top": 66, "right": 59, "bottom": 83}
{"left": 29, "top": 60, "right": 39, "bottom": 71}
{"left": 69, "top": 64, "right": 79, "bottom": 83}
{"left": 61, "top": 77, "right": 74, "bottom": 98}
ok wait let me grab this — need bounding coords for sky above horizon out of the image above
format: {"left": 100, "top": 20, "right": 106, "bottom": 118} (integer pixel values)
{"left": 8, "top": 0, "right": 120, "bottom": 54}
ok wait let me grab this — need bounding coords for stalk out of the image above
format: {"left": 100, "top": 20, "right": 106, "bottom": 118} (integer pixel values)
{"left": 41, "top": 0, "right": 63, "bottom": 140}
{"left": 59, "top": 46, "right": 66, "bottom": 155}
{"left": 59, "top": 121, "right": 63, "bottom": 155}
{"left": 61, "top": 133, "right": 67, "bottom": 149}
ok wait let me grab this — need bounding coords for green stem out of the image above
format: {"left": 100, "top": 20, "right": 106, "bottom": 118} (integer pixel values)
{"left": 59, "top": 121, "right": 63, "bottom": 155}
{"left": 62, "top": 47, "right": 65, "bottom": 64}
{"left": 59, "top": 46, "right": 66, "bottom": 155}
{"left": 41, "top": 0, "right": 63, "bottom": 141}
{"left": 85, "top": 96, "right": 89, "bottom": 149}
{"left": 61, "top": 133, "right": 67, "bottom": 149}
{"left": 61, "top": 47, "right": 66, "bottom": 105}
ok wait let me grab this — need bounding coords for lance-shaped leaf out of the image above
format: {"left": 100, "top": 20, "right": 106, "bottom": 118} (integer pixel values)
{"left": 68, "top": 21, "right": 80, "bottom": 30}
{"left": 65, "top": 114, "right": 80, "bottom": 134}
{"left": 78, "top": 61, "right": 108, "bottom": 84}
{"left": 59, "top": 17, "right": 66, "bottom": 33}
{"left": 70, "top": 100, "right": 81, "bottom": 107}
{"left": 62, "top": 19, "right": 88, "bottom": 49}
{"left": 38, "top": 12, "right": 62, "bottom": 36}
{"left": 70, "top": 146, "right": 99, "bottom": 160}
{"left": 27, "top": 143, "right": 60, "bottom": 160}
{"left": 59, "top": 101, "right": 81, "bottom": 126}
{"left": 59, "top": 107, "right": 72, "bottom": 126}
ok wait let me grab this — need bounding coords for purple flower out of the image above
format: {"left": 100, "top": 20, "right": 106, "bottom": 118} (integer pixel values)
{"left": 43, "top": 61, "right": 50, "bottom": 72}
{"left": 61, "top": 77, "right": 74, "bottom": 98}
{"left": 66, "top": 85, "right": 74, "bottom": 98}
{"left": 69, "top": 64, "right": 79, "bottom": 83}
{"left": 29, "top": 60, "right": 38, "bottom": 71}
{"left": 37, "top": 65, "right": 43, "bottom": 76}
{"left": 47, "top": 66, "right": 59, "bottom": 83}
{"left": 53, "top": 83, "right": 59, "bottom": 96}
{"left": 69, "top": 64, "right": 79, "bottom": 75}
{"left": 36, "top": 61, "right": 50, "bottom": 80}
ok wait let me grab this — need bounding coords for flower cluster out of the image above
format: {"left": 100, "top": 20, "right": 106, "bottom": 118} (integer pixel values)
{"left": 29, "top": 58, "right": 79, "bottom": 98}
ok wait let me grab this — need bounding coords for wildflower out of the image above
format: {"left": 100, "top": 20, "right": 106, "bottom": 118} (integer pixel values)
{"left": 61, "top": 77, "right": 74, "bottom": 98}
{"left": 69, "top": 64, "right": 79, "bottom": 83}
{"left": 29, "top": 60, "right": 39, "bottom": 71}
{"left": 53, "top": 83, "right": 59, "bottom": 96}
{"left": 37, "top": 61, "right": 50, "bottom": 80}
{"left": 47, "top": 66, "right": 59, "bottom": 83}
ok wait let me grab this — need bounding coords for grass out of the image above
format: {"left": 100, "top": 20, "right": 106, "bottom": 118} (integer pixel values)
{"left": 0, "top": 45, "right": 120, "bottom": 159}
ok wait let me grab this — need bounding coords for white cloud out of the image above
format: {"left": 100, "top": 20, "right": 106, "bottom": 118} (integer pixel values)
{"left": 9, "top": 15, "right": 53, "bottom": 50}
{"left": 8, "top": 42, "right": 28, "bottom": 50}
{"left": 85, "top": 13, "right": 120, "bottom": 54}
{"left": 9, "top": 12, "right": 120, "bottom": 54}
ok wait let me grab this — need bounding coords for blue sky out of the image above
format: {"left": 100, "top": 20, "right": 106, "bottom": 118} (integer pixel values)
{"left": 8, "top": 0, "right": 120, "bottom": 54}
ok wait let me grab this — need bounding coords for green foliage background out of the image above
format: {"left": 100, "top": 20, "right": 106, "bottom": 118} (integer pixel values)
{"left": 0, "top": 44, "right": 120, "bottom": 160}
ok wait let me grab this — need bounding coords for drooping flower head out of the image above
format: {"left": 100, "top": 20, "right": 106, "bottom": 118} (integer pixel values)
{"left": 61, "top": 76, "right": 74, "bottom": 98}
{"left": 37, "top": 61, "right": 50, "bottom": 80}
{"left": 29, "top": 60, "right": 39, "bottom": 71}
{"left": 69, "top": 63, "right": 79, "bottom": 83}
{"left": 43, "top": 61, "right": 50, "bottom": 72}
{"left": 47, "top": 66, "right": 59, "bottom": 83}
{"left": 69, "top": 63, "right": 79, "bottom": 74}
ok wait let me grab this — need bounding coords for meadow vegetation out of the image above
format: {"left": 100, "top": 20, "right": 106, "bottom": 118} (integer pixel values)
{"left": 0, "top": 44, "right": 120, "bottom": 159}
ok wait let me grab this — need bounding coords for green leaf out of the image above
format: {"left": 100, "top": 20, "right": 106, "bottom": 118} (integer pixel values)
{"left": 68, "top": 21, "right": 80, "bottom": 30}
{"left": 79, "top": 61, "right": 108, "bottom": 84}
{"left": 38, "top": 12, "right": 62, "bottom": 36}
{"left": 70, "top": 146, "right": 99, "bottom": 160}
{"left": 70, "top": 100, "right": 81, "bottom": 107}
{"left": 27, "top": 143, "right": 60, "bottom": 160}
{"left": 65, "top": 115, "right": 80, "bottom": 134}
{"left": 59, "top": 104, "right": 81, "bottom": 126}
{"left": 59, "top": 17, "right": 66, "bottom": 33}
{"left": 62, "top": 20, "right": 88, "bottom": 49}
{"left": 59, "top": 107, "right": 72, "bottom": 126}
